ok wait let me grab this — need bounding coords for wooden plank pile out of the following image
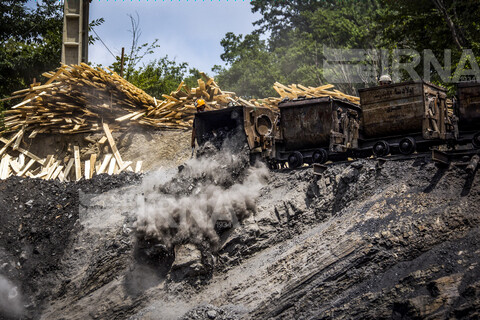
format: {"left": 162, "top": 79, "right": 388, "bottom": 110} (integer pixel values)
{"left": 141, "top": 72, "right": 245, "bottom": 126}
{"left": 1, "top": 62, "right": 358, "bottom": 138}
{"left": 1, "top": 65, "right": 249, "bottom": 136}
{"left": 251, "top": 82, "right": 360, "bottom": 108}
{"left": 0, "top": 123, "right": 142, "bottom": 181}
{"left": 2, "top": 63, "right": 165, "bottom": 135}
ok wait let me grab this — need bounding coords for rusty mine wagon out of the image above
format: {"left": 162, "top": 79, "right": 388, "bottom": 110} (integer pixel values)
{"left": 455, "top": 82, "right": 480, "bottom": 148}
{"left": 271, "top": 97, "right": 362, "bottom": 168}
{"left": 358, "top": 81, "right": 457, "bottom": 157}
{"left": 193, "top": 104, "right": 278, "bottom": 162}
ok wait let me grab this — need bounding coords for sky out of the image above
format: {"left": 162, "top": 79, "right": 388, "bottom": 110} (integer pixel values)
{"left": 85, "top": 0, "right": 262, "bottom": 74}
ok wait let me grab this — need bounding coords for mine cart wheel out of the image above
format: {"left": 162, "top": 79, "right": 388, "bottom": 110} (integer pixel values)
{"left": 399, "top": 137, "right": 416, "bottom": 155}
{"left": 473, "top": 132, "right": 480, "bottom": 149}
{"left": 312, "top": 149, "right": 328, "bottom": 164}
{"left": 288, "top": 151, "right": 304, "bottom": 168}
{"left": 372, "top": 140, "right": 390, "bottom": 157}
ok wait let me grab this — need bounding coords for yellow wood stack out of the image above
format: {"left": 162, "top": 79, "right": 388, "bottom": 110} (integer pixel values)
{"left": 2, "top": 64, "right": 165, "bottom": 135}
{"left": 0, "top": 123, "right": 142, "bottom": 181}
{"left": 1, "top": 65, "right": 251, "bottom": 135}
{"left": 141, "top": 72, "right": 244, "bottom": 128}
{"left": 251, "top": 82, "right": 360, "bottom": 108}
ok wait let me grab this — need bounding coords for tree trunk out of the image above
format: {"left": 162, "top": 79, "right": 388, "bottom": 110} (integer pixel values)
{"left": 431, "top": 0, "right": 464, "bottom": 50}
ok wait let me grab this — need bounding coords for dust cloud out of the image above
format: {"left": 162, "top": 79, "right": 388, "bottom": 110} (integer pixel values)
{"left": 134, "top": 134, "right": 269, "bottom": 249}
{"left": 0, "top": 274, "right": 23, "bottom": 318}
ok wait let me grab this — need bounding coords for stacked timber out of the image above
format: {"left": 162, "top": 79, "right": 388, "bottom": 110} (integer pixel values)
{"left": 0, "top": 123, "right": 142, "bottom": 181}
{"left": 252, "top": 82, "right": 360, "bottom": 108}
{"left": 1, "top": 64, "right": 248, "bottom": 136}
{"left": 2, "top": 63, "right": 188, "bottom": 135}
{"left": 2, "top": 63, "right": 358, "bottom": 137}
{"left": 141, "top": 72, "right": 244, "bottom": 127}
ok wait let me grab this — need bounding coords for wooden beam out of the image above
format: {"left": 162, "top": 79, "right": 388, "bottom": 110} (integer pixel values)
{"left": 0, "top": 156, "right": 8, "bottom": 179}
{"left": 107, "top": 157, "right": 116, "bottom": 175}
{"left": 17, "top": 159, "right": 35, "bottom": 177}
{"left": 135, "top": 161, "right": 143, "bottom": 173}
{"left": 74, "top": 146, "right": 81, "bottom": 181}
{"left": 63, "top": 158, "right": 75, "bottom": 181}
{"left": 18, "top": 154, "right": 25, "bottom": 167}
{"left": 84, "top": 160, "right": 90, "bottom": 180}
{"left": 89, "top": 154, "right": 96, "bottom": 178}
{"left": 12, "top": 91, "right": 47, "bottom": 109}
{"left": 9, "top": 159, "right": 21, "bottom": 174}
{"left": 45, "top": 160, "right": 59, "bottom": 180}
{"left": 43, "top": 155, "right": 54, "bottom": 170}
{"left": 0, "top": 131, "right": 22, "bottom": 157}
{"left": 97, "top": 154, "right": 112, "bottom": 174}
{"left": 51, "top": 165, "right": 64, "bottom": 180}
{"left": 102, "top": 123, "right": 123, "bottom": 166}
{"left": 117, "top": 161, "right": 132, "bottom": 174}
{"left": 0, "top": 137, "right": 44, "bottom": 165}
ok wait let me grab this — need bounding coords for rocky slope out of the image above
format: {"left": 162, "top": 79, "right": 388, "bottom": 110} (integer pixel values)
{"left": 0, "top": 152, "right": 479, "bottom": 319}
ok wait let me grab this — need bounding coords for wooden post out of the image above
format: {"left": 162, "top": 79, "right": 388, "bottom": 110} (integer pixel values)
{"left": 120, "top": 47, "right": 125, "bottom": 77}
{"left": 74, "top": 146, "right": 81, "bottom": 181}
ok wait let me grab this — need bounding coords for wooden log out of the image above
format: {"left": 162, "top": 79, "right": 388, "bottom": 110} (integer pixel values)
{"left": 74, "top": 146, "right": 81, "bottom": 181}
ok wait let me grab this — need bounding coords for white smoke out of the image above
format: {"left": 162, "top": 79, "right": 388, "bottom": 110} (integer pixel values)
{"left": 134, "top": 137, "right": 269, "bottom": 249}
{"left": 0, "top": 275, "right": 23, "bottom": 318}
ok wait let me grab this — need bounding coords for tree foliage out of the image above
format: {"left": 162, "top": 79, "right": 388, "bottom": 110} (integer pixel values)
{"left": 215, "top": 0, "right": 480, "bottom": 97}
{"left": 117, "top": 57, "right": 202, "bottom": 98}
{"left": 0, "top": 0, "right": 63, "bottom": 104}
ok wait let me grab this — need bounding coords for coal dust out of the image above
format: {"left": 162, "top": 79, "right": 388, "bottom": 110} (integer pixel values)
{"left": 134, "top": 133, "right": 269, "bottom": 250}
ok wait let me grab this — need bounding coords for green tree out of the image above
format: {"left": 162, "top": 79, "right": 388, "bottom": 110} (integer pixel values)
{"left": 214, "top": 0, "right": 384, "bottom": 96}
{"left": 381, "top": 0, "right": 480, "bottom": 89}
{"left": 0, "top": 0, "right": 63, "bottom": 105}
{"left": 213, "top": 33, "right": 280, "bottom": 98}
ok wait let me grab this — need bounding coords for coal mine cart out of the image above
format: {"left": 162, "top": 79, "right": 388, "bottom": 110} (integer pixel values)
{"left": 358, "top": 81, "right": 457, "bottom": 157}
{"left": 193, "top": 104, "right": 278, "bottom": 162}
{"left": 271, "top": 97, "right": 362, "bottom": 168}
{"left": 455, "top": 82, "right": 480, "bottom": 149}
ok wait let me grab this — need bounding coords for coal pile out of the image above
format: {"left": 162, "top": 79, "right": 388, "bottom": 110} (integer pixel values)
{"left": 0, "top": 173, "right": 141, "bottom": 319}
{"left": 0, "top": 151, "right": 479, "bottom": 320}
